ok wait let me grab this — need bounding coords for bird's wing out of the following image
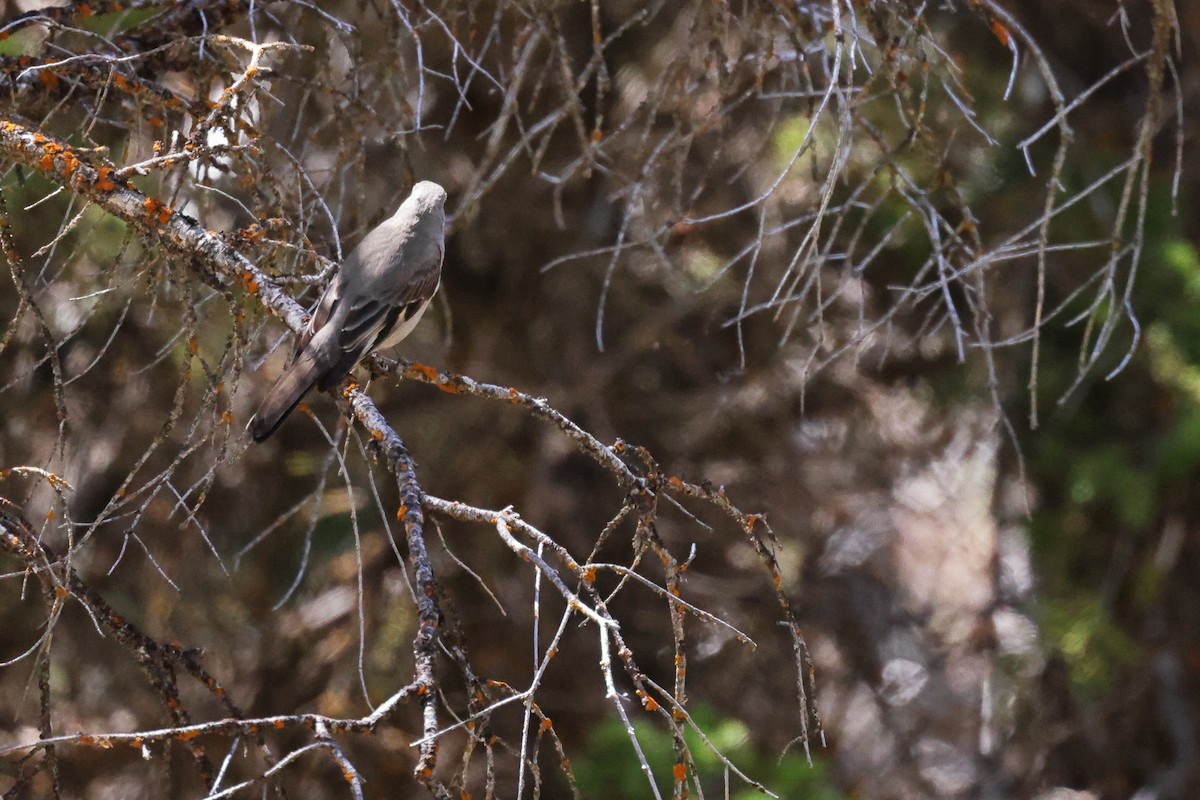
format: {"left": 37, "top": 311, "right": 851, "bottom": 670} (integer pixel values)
{"left": 292, "top": 278, "right": 340, "bottom": 356}
{"left": 378, "top": 239, "right": 443, "bottom": 309}
{"left": 312, "top": 250, "right": 443, "bottom": 392}
{"left": 341, "top": 255, "right": 441, "bottom": 353}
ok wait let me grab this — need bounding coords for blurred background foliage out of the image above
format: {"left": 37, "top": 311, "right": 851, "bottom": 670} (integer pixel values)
{"left": 0, "top": 0, "right": 1196, "bottom": 798}
{"left": 574, "top": 705, "right": 847, "bottom": 800}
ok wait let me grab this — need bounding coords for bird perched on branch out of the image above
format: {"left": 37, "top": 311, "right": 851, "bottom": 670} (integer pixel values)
{"left": 248, "top": 180, "right": 446, "bottom": 442}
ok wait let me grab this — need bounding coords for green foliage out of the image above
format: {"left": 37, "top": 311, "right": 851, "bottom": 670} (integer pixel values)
{"left": 1162, "top": 239, "right": 1200, "bottom": 300}
{"left": 1062, "top": 444, "right": 1155, "bottom": 527}
{"left": 0, "top": 8, "right": 155, "bottom": 56}
{"left": 77, "top": 7, "right": 160, "bottom": 37}
{"left": 573, "top": 705, "right": 845, "bottom": 800}
{"left": 0, "top": 27, "right": 43, "bottom": 56}
{"left": 1039, "top": 594, "right": 1140, "bottom": 695}
{"left": 771, "top": 115, "right": 814, "bottom": 170}
{"left": 1028, "top": 188, "right": 1197, "bottom": 694}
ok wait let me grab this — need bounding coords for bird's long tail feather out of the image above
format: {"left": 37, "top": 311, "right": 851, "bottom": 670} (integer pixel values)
{"left": 247, "top": 351, "right": 324, "bottom": 442}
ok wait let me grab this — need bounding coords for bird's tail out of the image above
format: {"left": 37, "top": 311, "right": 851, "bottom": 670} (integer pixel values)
{"left": 247, "top": 351, "right": 324, "bottom": 442}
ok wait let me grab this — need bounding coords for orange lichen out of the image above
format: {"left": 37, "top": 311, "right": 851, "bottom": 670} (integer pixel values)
{"left": 669, "top": 217, "right": 697, "bottom": 237}
{"left": 61, "top": 151, "right": 79, "bottom": 179}
{"left": 990, "top": 19, "right": 1011, "bottom": 47}
{"left": 673, "top": 763, "right": 687, "bottom": 782}
{"left": 411, "top": 362, "right": 439, "bottom": 382}
{"left": 95, "top": 166, "right": 116, "bottom": 191}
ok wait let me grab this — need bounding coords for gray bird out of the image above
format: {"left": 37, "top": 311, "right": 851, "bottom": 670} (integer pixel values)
{"left": 248, "top": 181, "right": 446, "bottom": 442}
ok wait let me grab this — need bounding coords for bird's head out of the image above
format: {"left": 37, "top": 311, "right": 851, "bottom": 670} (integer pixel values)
{"left": 409, "top": 181, "right": 447, "bottom": 214}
